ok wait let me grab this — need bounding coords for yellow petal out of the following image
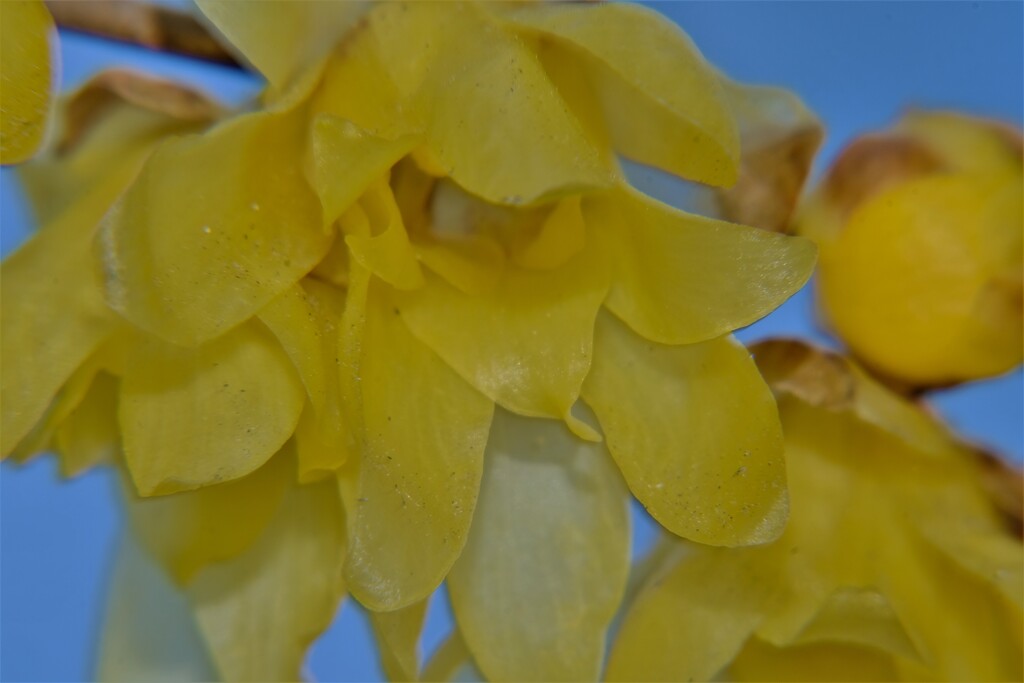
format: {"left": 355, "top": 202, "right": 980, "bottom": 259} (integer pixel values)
{"left": 413, "top": 235, "right": 505, "bottom": 296}
{"left": 259, "top": 279, "right": 352, "bottom": 481}
{"left": 586, "top": 187, "right": 816, "bottom": 345}
{"left": 100, "top": 107, "right": 329, "bottom": 346}
{"left": 791, "top": 587, "right": 919, "bottom": 660}
{"left": 448, "top": 408, "right": 630, "bottom": 682}
{"left": 343, "top": 179, "right": 424, "bottom": 291}
{"left": 97, "top": 534, "right": 218, "bottom": 683}
{"left": 311, "top": 114, "right": 419, "bottom": 228}
{"left": 509, "top": 196, "right": 587, "bottom": 271}
{"left": 342, "top": 284, "right": 493, "bottom": 611}
{"left": 499, "top": 2, "right": 737, "bottom": 186}
{"left": 369, "top": 2, "right": 611, "bottom": 205}
{"left": 729, "top": 638, "right": 899, "bottom": 682}
{"left": 123, "top": 449, "right": 291, "bottom": 585}
{"left": 607, "top": 543, "right": 784, "bottom": 682}
{"left": 186, "top": 478, "right": 347, "bottom": 682}
{"left": 55, "top": 371, "right": 120, "bottom": 477}
{"left": 368, "top": 600, "right": 428, "bottom": 682}
{"left": 1, "top": 182, "right": 117, "bottom": 456}
{"left": 582, "top": 311, "right": 788, "bottom": 546}
{"left": 0, "top": 0, "right": 53, "bottom": 164}
{"left": 396, "top": 246, "right": 608, "bottom": 440}
{"left": 120, "top": 320, "right": 304, "bottom": 496}
{"left": 194, "top": 0, "right": 365, "bottom": 91}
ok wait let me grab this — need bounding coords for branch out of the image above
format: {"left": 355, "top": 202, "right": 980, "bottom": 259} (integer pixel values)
{"left": 45, "top": 0, "right": 243, "bottom": 70}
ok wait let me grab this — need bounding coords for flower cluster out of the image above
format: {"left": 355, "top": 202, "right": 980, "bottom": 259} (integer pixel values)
{"left": 0, "top": 1, "right": 1020, "bottom": 682}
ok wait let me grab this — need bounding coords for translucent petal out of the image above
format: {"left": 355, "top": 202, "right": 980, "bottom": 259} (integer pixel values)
{"left": 97, "top": 534, "right": 218, "bottom": 683}
{"left": 586, "top": 187, "right": 816, "bottom": 345}
{"left": 194, "top": 0, "right": 365, "bottom": 90}
{"left": 791, "top": 587, "right": 919, "bottom": 659}
{"left": 509, "top": 196, "right": 587, "bottom": 271}
{"left": 448, "top": 408, "right": 630, "bottom": 683}
{"left": 396, "top": 246, "right": 608, "bottom": 440}
{"left": 606, "top": 544, "right": 784, "bottom": 682}
{"left": 369, "top": 2, "right": 611, "bottom": 205}
{"left": 0, "top": 0, "right": 53, "bottom": 164}
{"left": 498, "top": 2, "right": 737, "bottom": 186}
{"left": 55, "top": 371, "right": 120, "bottom": 477}
{"left": 583, "top": 311, "right": 788, "bottom": 546}
{"left": 120, "top": 320, "right": 304, "bottom": 496}
{"left": 368, "top": 600, "right": 428, "bottom": 682}
{"left": 1, "top": 182, "right": 117, "bottom": 456}
{"left": 342, "top": 285, "right": 493, "bottom": 611}
{"left": 421, "top": 628, "right": 486, "bottom": 683}
{"left": 100, "top": 107, "right": 328, "bottom": 346}
{"left": 311, "top": 114, "right": 419, "bottom": 228}
{"left": 186, "top": 478, "right": 347, "bottom": 682}
{"left": 123, "top": 449, "right": 291, "bottom": 585}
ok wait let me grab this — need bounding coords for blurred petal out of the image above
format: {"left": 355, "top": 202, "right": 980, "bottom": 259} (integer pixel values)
{"left": 0, "top": 0, "right": 53, "bottom": 164}
{"left": 582, "top": 311, "right": 788, "bottom": 546}
{"left": 55, "top": 371, "right": 120, "bottom": 477}
{"left": 97, "top": 534, "right": 218, "bottom": 683}
{"left": 186, "top": 478, "right": 347, "bottom": 682}
{"left": 343, "top": 284, "right": 493, "bottom": 611}
{"left": 123, "top": 449, "right": 291, "bottom": 585}
{"left": 194, "top": 0, "right": 365, "bottom": 91}
{"left": 586, "top": 187, "right": 816, "bottom": 345}
{"left": 730, "top": 638, "right": 899, "bottom": 682}
{"left": 396, "top": 245, "right": 608, "bottom": 440}
{"left": 499, "top": 2, "right": 737, "bottom": 186}
{"left": 120, "top": 320, "right": 304, "bottom": 496}
{"left": 1, "top": 185, "right": 117, "bottom": 456}
{"left": 607, "top": 544, "right": 784, "bottom": 682}
{"left": 100, "top": 107, "right": 328, "bottom": 346}
{"left": 368, "top": 600, "right": 428, "bottom": 682}
{"left": 448, "top": 408, "right": 630, "bottom": 682}
{"left": 421, "top": 628, "right": 486, "bottom": 683}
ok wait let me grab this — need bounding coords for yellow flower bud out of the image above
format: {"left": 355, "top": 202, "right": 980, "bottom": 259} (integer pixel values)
{"left": 798, "top": 111, "right": 1023, "bottom": 387}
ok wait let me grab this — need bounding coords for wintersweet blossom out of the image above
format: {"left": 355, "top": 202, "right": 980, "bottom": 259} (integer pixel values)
{"left": 607, "top": 340, "right": 1023, "bottom": 682}
{"left": 0, "top": 2, "right": 823, "bottom": 680}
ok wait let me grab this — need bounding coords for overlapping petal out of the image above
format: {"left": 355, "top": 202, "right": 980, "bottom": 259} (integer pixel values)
{"left": 448, "top": 408, "right": 630, "bottom": 682}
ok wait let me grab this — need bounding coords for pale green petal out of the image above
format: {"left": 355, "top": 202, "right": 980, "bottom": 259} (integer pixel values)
{"left": 396, "top": 246, "right": 608, "bottom": 440}
{"left": 585, "top": 187, "right": 816, "bottom": 345}
{"left": 187, "top": 478, "right": 347, "bottom": 682}
{"left": 448, "top": 408, "right": 630, "bottom": 682}
{"left": 342, "top": 284, "right": 493, "bottom": 611}
{"left": 0, "top": 0, "right": 53, "bottom": 164}
{"left": 498, "top": 2, "right": 737, "bottom": 186}
{"left": 97, "top": 534, "right": 218, "bottom": 683}
{"left": 100, "top": 107, "right": 328, "bottom": 346}
{"left": 123, "top": 449, "right": 291, "bottom": 585}
{"left": 583, "top": 311, "right": 788, "bottom": 546}
{"left": 368, "top": 600, "right": 428, "bottom": 682}
{"left": 195, "top": 0, "right": 366, "bottom": 90}
{"left": 120, "top": 320, "right": 304, "bottom": 496}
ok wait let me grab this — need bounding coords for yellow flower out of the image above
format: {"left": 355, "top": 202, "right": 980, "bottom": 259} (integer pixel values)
{"left": 2, "top": 2, "right": 819, "bottom": 680}
{"left": 607, "top": 339, "right": 1023, "bottom": 682}
{"left": 797, "top": 110, "right": 1023, "bottom": 387}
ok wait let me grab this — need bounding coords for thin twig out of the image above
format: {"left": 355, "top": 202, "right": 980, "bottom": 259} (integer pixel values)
{"left": 45, "top": 0, "right": 244, "bottom": 70}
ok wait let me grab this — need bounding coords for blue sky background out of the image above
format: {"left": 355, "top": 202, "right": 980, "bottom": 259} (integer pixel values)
{"left": 1, "top": 2, "right": 1022, "bottom": 681}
